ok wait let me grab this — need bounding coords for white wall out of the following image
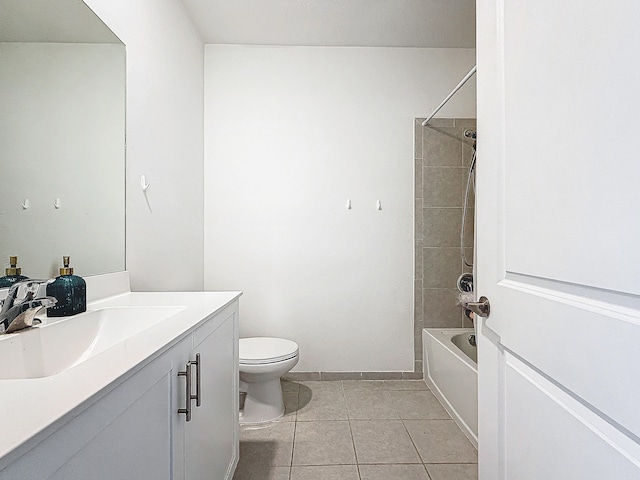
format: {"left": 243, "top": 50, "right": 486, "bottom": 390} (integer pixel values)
{"left": 204, "top": 46, "right": 476, "bottom": 372}
{"left": 84, "top": 0, "right": 204, "bottom": 291}
{"left": 0, "top": 42, "right": 125, "bottom": 279}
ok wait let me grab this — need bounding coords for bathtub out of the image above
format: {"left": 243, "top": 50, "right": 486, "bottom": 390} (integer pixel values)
{"left": 423, "top": 328, "right": 478, "bottom": 447}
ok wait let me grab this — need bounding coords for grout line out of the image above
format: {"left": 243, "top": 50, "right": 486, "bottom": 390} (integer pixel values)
{"left": 423, "top": 463, "right": 434, "bottom": 480}
{"left": 289, "top": 387, "right": 298, "bottom": 471}
{"left": 400, "top": 418, "right": 427, "bottom": 465}
{"left": 341, "top": 381, "right": 362, "bottom": 479}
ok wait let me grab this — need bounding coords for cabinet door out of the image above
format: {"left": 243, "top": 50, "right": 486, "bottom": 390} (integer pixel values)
{"left": 0, "top": 344, "right": 182, "bottom": 480}
{"left": 184, "top": 306, "right": 238, "bottom": 480}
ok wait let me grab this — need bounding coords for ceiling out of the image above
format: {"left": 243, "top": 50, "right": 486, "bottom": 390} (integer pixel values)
{"left": 0, "top": 0, "right": 121, "bottom": 43}
{"left": 181, "top": 0, "right": 476, "bottom": 48}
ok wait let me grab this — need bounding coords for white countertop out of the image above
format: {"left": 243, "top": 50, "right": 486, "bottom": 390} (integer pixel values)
{"left": 0, "top": 272, "right": 241, "bottom": 470}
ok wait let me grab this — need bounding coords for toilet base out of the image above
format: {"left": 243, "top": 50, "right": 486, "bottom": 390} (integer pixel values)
{"left": 239, "top": 378, "right": 285, "bottom": 424}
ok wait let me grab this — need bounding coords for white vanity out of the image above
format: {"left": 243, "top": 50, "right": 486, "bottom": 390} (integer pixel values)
{"left": 0, "top": 272, "right": 240, "bottom": 479}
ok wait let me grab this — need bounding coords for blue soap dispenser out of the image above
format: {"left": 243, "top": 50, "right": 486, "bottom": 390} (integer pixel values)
{"left": 46, "top": 256, "right": 86, "bottom": 317}
{"left": 0, "top": 256, "right": 29, "bottom": 288}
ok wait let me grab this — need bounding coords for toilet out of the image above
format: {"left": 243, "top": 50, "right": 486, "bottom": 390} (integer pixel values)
{"left": 239, "top": 337, "right": 299, "bottom": 424}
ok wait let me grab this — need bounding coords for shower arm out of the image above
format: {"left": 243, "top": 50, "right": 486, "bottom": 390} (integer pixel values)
{"left": 422, "top": 65, "right": 477, "bottom": 127}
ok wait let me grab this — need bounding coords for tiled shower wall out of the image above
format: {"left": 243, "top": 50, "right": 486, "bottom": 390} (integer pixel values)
{"left": 414, "top": 118, "right": 476, "bottom": 372}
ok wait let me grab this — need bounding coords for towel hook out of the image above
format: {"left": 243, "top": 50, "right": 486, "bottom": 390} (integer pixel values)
{"left": 141, "top": 175, "right": 150, "bottom": 192}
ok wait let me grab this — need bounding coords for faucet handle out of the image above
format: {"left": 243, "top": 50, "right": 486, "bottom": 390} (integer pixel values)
{"left": 5, "top": 279, "right": 52, "bottom": 305}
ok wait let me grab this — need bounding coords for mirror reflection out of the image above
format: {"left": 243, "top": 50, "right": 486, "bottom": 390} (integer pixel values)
{"left": 0, "top": 0, "right": 126, "bottom": 280}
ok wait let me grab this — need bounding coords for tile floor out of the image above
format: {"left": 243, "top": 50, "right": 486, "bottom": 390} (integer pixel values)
{"left": 233, "top": 380, "right": 477, "bottom": 480}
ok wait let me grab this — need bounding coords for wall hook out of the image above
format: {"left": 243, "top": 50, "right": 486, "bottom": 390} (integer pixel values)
{"left": 141, "top": 175, "right": 150, "bottom": 192}
{"left": 54, "top": 198, "right": 61, "bottom": 209}
{"left": 376, "top": 200, "right": 382, "bottom": 210}
{"left": 22, "top": 199, "right": 30, "bottom": 210}
{"left": 346, "top": 199, "right": 352, "bottom": 210}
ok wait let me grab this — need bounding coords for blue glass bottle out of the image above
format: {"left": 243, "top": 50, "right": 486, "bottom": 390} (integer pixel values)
{"left": 46, "top": 256, "right": 86, "bottom": 317}
{"left": 0, "top": 256, "right": 29, "bottom": 288}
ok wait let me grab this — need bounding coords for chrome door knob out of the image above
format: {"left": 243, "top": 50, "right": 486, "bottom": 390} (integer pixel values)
{"left": 464, "top": 296, "right": 490, "bottom": 318}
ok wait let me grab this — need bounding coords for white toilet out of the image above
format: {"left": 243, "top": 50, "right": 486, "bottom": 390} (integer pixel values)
{"left": 239, "top": 337, "right": 299, "bottom": 425}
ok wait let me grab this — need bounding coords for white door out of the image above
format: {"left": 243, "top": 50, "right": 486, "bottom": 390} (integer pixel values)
{"left": 476, "top": 1, "right": 640, "bottom": 479}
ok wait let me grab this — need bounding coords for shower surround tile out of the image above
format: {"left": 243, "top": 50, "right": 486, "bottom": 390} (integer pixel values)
{"left": 414, "top": 117, "right": 477, "bottom": 366}
{"left": 415, "top": 199, "right": 424, "bottom": 246}
{"left": 424, "top": 208, "right": 463, "bottom": 247}
{"left": 423, "top": 288, "right": 462, "bottom": 328}
{"left": 422, "top": 126, "right": 463, "bottom": 166}
{"left": 415, "top": 158, "right": 423, "bottom": 199}
{"left": 454, "top": 118, "right": 477, "bottom": 128}
{"left": 414, "top": 279, "right": 423, "bottom": 322}
{"left": 423, "top": 248, "right": 462, "bottom": 289}
{"left": 421, "top": 118, "right": 455, "bottom": 127}
{"left": 422, "top": 167, "right": 463, "bottom": 208}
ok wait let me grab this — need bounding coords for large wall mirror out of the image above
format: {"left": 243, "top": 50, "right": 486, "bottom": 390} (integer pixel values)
{"left": 0, "top": 0, "right": 125, "bottom": 280}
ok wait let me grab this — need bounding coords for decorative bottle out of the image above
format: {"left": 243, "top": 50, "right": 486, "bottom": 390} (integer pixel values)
{"left": 0, "top": 256, "right": 29, "bottom": 288}
{"left": 46, "top": 256, "right": 86, "bottom": 317}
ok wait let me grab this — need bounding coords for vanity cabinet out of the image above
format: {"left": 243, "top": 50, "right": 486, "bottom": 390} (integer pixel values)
{"left": 173, "top": 304, "right": 239, "bottom": 480}
{"left": 0, "top": 300, "right": 239, "bottom": 480}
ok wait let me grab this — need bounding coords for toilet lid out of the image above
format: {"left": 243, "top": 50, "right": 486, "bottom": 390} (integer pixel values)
{"left": 239, "top": 337, "right": 299, "bottom": 365}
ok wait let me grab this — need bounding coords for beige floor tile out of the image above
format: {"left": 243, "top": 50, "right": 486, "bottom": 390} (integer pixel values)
{"left": 279, "top": 392, "right": 298, "bottom": 422}
{"left": 404, "top": 420, "right": 477, "bottom": 464}
{"left": 239, "top": 422, "right": 295, "bottom": 467}
{"left": 297, "top": 387, "right": 348, "bottom": 421}
{"left": 292, "top": 421, "right": 356, "bottom": 466}
{"left": 233, "top": 463, "right": 290, "bottom": 480}
{"left": 341, "top": 380, "right": 386, "bottom": 392}
{"left": 426, "top": 463, "right": 478, "bottom": 480}
{"left": 344, "top": 390, "right": 399, "bottom": 420}
{"left": 389, "top": 390, "right": 450, "bottom": 420}
{"left": 299, "top": 381, "right": 342, "bottom": 392}
{"left": 359, "top": 464, "right": 430, "bottom": 480}
{"left": 350, "top": 420, "right": 421, "bottom": 464}
{"left": 282, "top": 380, "right": 300, "bottom": 393}
{"left": 383, "top": 380, "right": 428, "bottom": 391}
{"left": 290, "top": 465, "right": 359, "bottom": 480}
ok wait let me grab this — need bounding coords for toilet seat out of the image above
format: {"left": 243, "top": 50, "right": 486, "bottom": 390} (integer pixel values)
{"left": 239, "top": 337, "right": 299, "bottom": 365}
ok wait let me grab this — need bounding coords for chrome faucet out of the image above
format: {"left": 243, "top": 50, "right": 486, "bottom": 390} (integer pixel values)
{"left": 0, "top": 280, "right": 57, "bottom": 334}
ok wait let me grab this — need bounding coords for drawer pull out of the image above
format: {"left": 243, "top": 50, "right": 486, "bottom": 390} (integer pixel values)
{"left": 177, "top": 362, "right": 192, "bottom": 422}
{"left": 190, "top": 353, "right": 201, "bottom": 407}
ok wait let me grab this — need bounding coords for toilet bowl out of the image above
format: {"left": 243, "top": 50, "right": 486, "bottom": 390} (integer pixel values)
{"left": 239, "top": 337, "right": 299, "bottom": 425}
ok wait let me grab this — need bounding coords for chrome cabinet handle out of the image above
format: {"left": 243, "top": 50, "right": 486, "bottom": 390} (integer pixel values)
{"left": 190, "top": 353, "right": 201, "bottom": 407}
{"left": 178, "top": 362, "right": 192, "bottom": 422}
{"left": 463, "top": 296, "right": 491, "bottom": 318}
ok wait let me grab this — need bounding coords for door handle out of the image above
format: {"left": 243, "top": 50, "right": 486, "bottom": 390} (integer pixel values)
{"left": 190, "top": 353, "right": 201, "bottom": 407}
{"left": 177, "top": 362, "right": 192, "bottom": 422}
{"left": 464, "top": 296, "right": 490, "bottom": 318}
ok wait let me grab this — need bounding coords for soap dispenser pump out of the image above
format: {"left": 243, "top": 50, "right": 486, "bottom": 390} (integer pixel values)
{"left": 46, "top": 256, "right": 87, "bottom": 317}
{"left": 0, "top": 256, "right": 29, "bottom": 288}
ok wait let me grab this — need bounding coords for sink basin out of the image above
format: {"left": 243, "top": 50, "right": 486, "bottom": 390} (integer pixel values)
{"left": 0, "top": 306, "right": 185, "bottom": 380}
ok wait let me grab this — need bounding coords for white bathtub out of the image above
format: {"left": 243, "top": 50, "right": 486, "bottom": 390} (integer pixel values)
{"left": 423, "top": 328, "right": 478, "bottom": 447}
